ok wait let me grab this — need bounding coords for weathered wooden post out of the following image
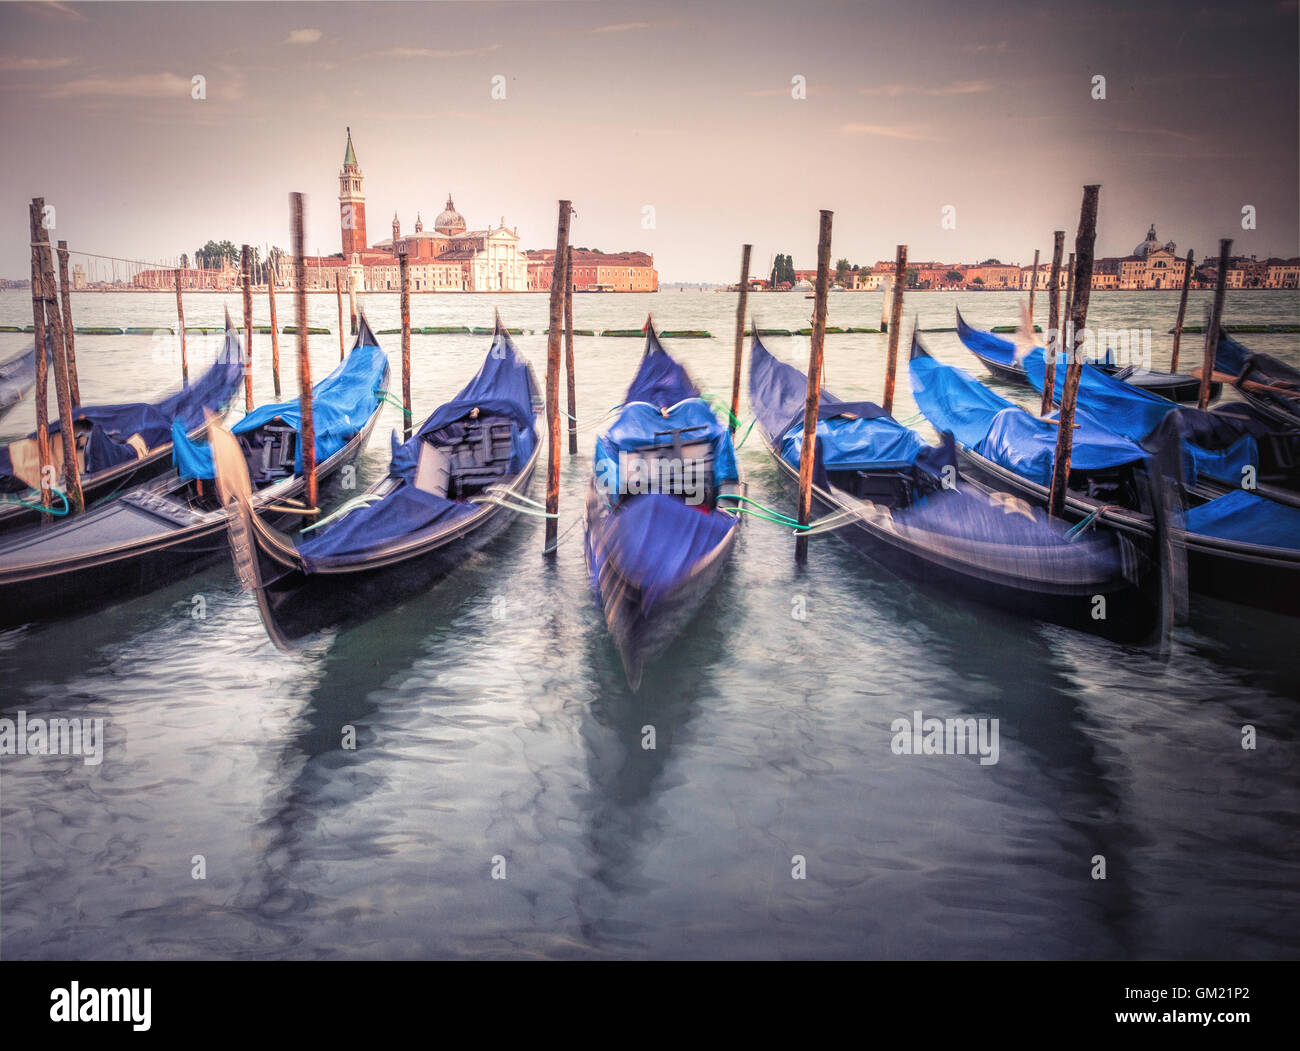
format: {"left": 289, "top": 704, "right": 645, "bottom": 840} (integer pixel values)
{"left": 1047, "top": 186, "right": 1100, "bottom": 519}
{"left": 240, "top": 244, "right": 254, "bottom": 410}
{"left": 335, "top": 274, "right": 345, "bottom": 359}
{"left": 1170, "top": 249, "right": 1195, "bottom": 374}
{"left": 729, "top": 244, "right": 752, "bottom": 435}
{"left": 1199, "top": 239, "right": 1232, "bottom": 411}
{"left": 882, "top": 244, "right": 907, "bottom": 416}
{"left": 290, "top": 193, "right": 317, "bottom": 511}
{"left": 28, "top": 213, "right": 53, "bottom": 517}
{"left": 563, "top": 243, "right": 578, "bottom": 454}
{"left": 1042, "top": 230, "right": 1064, "bottom": 415}
{"left": 348, "top": 273, "right": 358, "bottom": 336}
{"left": 544, "top": 200, "right": 572, "bottom": 557}
{"left": 879, "top": 274, "right": 892, "bottom": 333}
{"left": 30, "top": 199, "right": 83, "bottom": 515}
{"left": 796, "top": 210, "right": 833, "bottom": 562}
{"left": 1026, "top": 247, "right": 1040, "bottom": 335}
{"left": 399, "top": 253, "right": 413, "bottom": 441}
{"left": 56, "top": 240, "right": 80, "bottom": 408}
{"left": 174, "top": 267, "right": 189, "bottom": 386}
{"left": 267, "top": 267, "right": 282, "bottom": 398}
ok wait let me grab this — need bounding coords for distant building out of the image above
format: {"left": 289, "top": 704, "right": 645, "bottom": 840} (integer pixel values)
{"left": 1265, "top": 258, "right": 1300, "bottom": 288}
{"left": 526, "top": 249, "right": 658, "bottom": 292}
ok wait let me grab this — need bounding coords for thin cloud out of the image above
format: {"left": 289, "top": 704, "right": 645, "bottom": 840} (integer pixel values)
{"left": 744, "top": 84, "right": 836, "bottom": 97}
{"left": 17, "top": 2, "right": 84, "bottom": 19}
{"left": 0, "top": 56, "right": 74, "bottom": 71}
{"left": 1113, "top": 124, "right": 1200, "bottom": 143}
{"left": 374, "top": 44, "right": 503, "bottom": 59}
{"left": 860, "top": 80, "right": 993, "bottom": 97}
{"left": 964, "top": 40, "right": 1009, "bottom": 53}
{"left": 46, "top": 73, "right": 195, "bottom": 98}
{"left": 286, "top": 29, "right": 322, "bottom": 45}
{"left": 840, "top": 122, "right": 931, "bottom": 140}
{"left": 591, "top": 20, "right": 680, "bottom": 34}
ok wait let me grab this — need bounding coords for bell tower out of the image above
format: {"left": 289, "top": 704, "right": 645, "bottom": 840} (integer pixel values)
{"left": 339, "top": 127, "right": 367, "bottom": 256}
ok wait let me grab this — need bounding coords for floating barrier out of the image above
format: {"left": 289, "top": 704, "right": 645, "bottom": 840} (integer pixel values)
{"left": 744, "top": 328, "right": 793, "bottom": 336}
{"left": 1172, "top": 323, "right": 1300, "bottom": 334}
{"left": 282, "top": 326, "right": 331, "bottom": 334}
{"left": 991, "top": 324, "right": 1043, "bottom": 333}
{"left": 660, "top": 330, "right": 712, "bottom": 338}
{"left": 75, "top": 326, "right": 124, "bottom": 335}
{"left": 600, "top": 329, "right": 644, "bottom": 337}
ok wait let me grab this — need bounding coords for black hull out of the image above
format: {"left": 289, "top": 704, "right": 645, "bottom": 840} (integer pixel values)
{"left": 585, "top": 485, "right": 740, "bottom": 690}
{"left": 953, "top": 446, "right": 1300, "bottom": 617}
{"left": 247, "top": 464, "right": 538, "bottom": 645}
{"left": 969, "top": 350, "right": 1219, "bottom": 404}
{"left": 762, "top": 435, "right": 1159, "bottom": 642}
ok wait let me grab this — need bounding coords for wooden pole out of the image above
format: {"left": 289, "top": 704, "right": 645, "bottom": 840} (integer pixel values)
{"left": 1042, "top": 230, "right": 1064, "bottom": 416}
{"left": 1170, "top": 249, "right": 1195, "bottom": 374}
{"left": 1026, "top": 248, "right": 1040, "bottom": 337}
{"left": 240, "top": 244, "right": 253, "bottom": 410}
{"left": 1047, "top": 186, "right": 1099, "bottom": 519}
{"left": 729, "top": 244, "right": 752, "bottom": 435}
{"left": 348, "top": 275, "right": 358, "bottom": 336}
{"left": 1199, "top": 239, "right": 1232, "bottom": 411}
{"left": 544, "top": 200, "right": 572, "bottom": 557}
{"left": 563, "top": 243, "right": 578, "bottom": 454}
{"left": 335, "top": 275, "right": 345, "bottom": 359}
{"left": 882, "top": 244, "right": 907, "bottom": 416}
{"left": 28, "top": 210, "right": 53, "bottom": 517}
{"left": 56, "top": 240, "right": 80, "bottom": 408}
{"left": 174, "top": 267, "right": 189, "bottom": 386}
{"left": 795, "top": 209, "right": 833, "bottom": 562}
{"left": 267, "top": 267, "right": 281, "bottom": 397}
{"left": 879, "top": 274, "right": 892, "bottom": 333}
{"left": 399, "top": 253, "right": 413, "bottom": 441}
{"left": 290, "top": 194, "right": 316, "bottom": 511}
{"left": 30, "top": 199, "right": 83, "bottom": 515}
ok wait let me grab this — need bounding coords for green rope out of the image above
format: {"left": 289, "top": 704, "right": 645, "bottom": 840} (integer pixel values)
{"left": 717, "top": 492, "right": 809, "bottom": 529}
{"left": 2, "top": 488, "right": 70, "bottom": 516}
{"left": 374, "top": 389, "right": 407, "bottom": 411}
{"left": 299, "top": 493, "right": 384, "bottom": 532}
{"left": 1065, "top": 505, "right": 1109, "bottom": 542}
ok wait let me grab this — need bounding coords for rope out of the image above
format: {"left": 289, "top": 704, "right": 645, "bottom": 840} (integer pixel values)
{"left": 1065, "top": 504, "right": 1117, "bottom": 541}
{"left": 299, "top": 493, "right": 385, "bottom": 532}
{"left": 374, "top": 389, "right": 406, "bottom": 411}
{"left": 716, "top": 493, "right": 807, "bottom": 529}
{"left": 472, "top": 492, "right": 558, "bottom": 518}
{"left": 261, "top": 501, "right": 320, "bottom": 516}
{"left": 542, "top": 515, "right": 582, "bottom": 555}
{"left": 2, "top": 488, "right": 70, "bottom": 515}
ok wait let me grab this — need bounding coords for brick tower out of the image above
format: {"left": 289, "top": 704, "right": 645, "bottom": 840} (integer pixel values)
{"left": 339, "top": 127, "right": 367, "bottom": 256}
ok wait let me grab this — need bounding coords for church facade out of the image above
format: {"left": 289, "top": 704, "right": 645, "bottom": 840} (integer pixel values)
{"left": 278, "top": 130, "right": 530, "bottom": 293}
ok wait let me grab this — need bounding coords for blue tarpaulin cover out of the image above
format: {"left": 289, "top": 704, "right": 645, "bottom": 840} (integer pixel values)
{"left": 172, "top": 333, "right": 387, "bottom": 480}
{"left": 295, "top": 323, "right": 536, "bottom": 571}
{"left": 1185, "top": 489, "right": 1300, "bottom": 550}
{"left": 909, "top": 341, "right": 1147, "bottom": 486}
{"left": 593, "top": 328, "right": 738, "bottom": 503}
{"left": 0, "top": 339, "right": 243, "bottom": 493}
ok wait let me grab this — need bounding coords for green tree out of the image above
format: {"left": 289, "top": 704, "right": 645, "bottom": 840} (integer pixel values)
{"left": 905, "top": 266, "right": 920, "bottom": 288}
{"left": 834, "top": 257, "right": 851, "bottom": 285}
{"left": 944, "top": 269, "right": 963, "bottom": 284}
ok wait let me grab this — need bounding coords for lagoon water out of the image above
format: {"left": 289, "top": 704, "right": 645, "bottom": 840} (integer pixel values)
{"left": 1, "top": 288, "right": 1297, "bottom": 959}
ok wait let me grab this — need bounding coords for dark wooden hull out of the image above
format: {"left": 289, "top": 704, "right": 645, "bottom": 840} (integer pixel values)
{"left": 953, "top": 446, "right": 1300, "bottom": 617}
{"left": 0, "top": 405, "right": 383, "bottom": 630}
{"left": 229, "top": 431, "right": 542, "bottom": 647}
{"left": 760, "top": 433, "right": 1160, "bottom": 641}
{"left": 584, "top": 481, "right": 741, "bottom": 690}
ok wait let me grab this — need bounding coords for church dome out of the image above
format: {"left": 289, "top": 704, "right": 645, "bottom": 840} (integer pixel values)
{"left": 1134, "top": 223, "right": 1159, "bottom": 259}
{"left": 434, "top": 194, "right": 467, "bottom": 235}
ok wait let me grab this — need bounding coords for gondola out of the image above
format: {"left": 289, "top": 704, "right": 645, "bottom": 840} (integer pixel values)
{"left": 748, "top": 333, "right": 1161, "bottom": 640}
{"left": 0, "top": 340, "right": 50, "bottom": 421}
{"left": 1212, "top": 329, "right": 1300, "bottom": 428}
{"left": 0, "top": 316, "right": 389, "bottom": 630}
{"left": 956, "top": 307, "right": 1218, "bottom": 403}
{"left": 212, "top": 316, "right": 541, "bottom": 647}
{"left": 909, "top": 336, "right": 1300, "bottom": 616}
{"left": 585, "top": 321, "right": 743, "bottom": 689}
{"left": 0, "top": 317, "right": 244, "bottom": 532}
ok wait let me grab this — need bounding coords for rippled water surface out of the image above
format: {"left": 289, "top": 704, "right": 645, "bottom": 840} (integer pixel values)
{"left": 1, "top": 288, "right": 1297, "bottom": 959}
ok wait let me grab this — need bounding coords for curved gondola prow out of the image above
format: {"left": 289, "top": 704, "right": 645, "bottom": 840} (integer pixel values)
{"left": 353, "top": 311, "right": 379, "bottom": 355}
{"left": 909, "top": 328, "right": 933, "bottom": 362}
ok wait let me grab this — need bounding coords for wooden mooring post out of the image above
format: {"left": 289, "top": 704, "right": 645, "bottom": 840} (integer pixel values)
{"left": 1199, "top": 239, "right": 1232, "bottom": 411}
{"left": 729, "top": 244, "right": 752, "bottom": 435}
{"left": 174, "top": 267, "right": 189, "bottom": 386}
{"left": 30, "top": 198, "right": 83, "bottom": 515}
{"left": 240, "top": 244, "right": 254, "bottom": 411}
{"left": 348, "top": 276, "right": 358, "bottom": 337}
{"left": 1026, "top": 248, "right": 1040, "bottom": 337}
{"left": 1170, "top": 249, "right": 1195, "bottom": 374}
{"left": 267, "top": 267, "right": 281, "bottom": 398}
{"left": 56, "top": 240, "right": 80, "bottom": 408}
{"left": 335, "top": 275, "right": 345, "bottom": 359}
{"left": 543, "top": 200, "right": 572, "bottom": 557}
{"left": 796, "top": 209, "right": 833, "bottom": 563}
{"left": 563, "top": 243, "right": 578, "bottom": 455}
{"left": 1042, "top": 230, "right": 1064, "bottom": 416}
{"left": 290, "top": 194, "right": 317, "bottom": 512}
{"left": 28, "top": 207, "right": 54, "bottom": 517}
{"left": 882, "top": 244, "right": 907, "bottom": 416}
{"left": 1047, "top": 186, "right": 1100, "bottom": 519}
{"left": 399, "top": 254, "right": 413, "bottom": 441}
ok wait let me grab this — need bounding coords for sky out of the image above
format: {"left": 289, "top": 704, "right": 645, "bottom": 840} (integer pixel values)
{"left": 1, "top": 0, "right": 1297, "bottom": 282}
